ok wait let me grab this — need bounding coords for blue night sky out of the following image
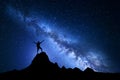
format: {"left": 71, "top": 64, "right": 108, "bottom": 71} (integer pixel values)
{"left": 0, "top": 0, "right": 120, "bottom": 73}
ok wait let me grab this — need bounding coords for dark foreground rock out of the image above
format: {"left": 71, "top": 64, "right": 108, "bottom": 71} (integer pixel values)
{"left": 0, "top": 52, "right": 120, "bottom": 80}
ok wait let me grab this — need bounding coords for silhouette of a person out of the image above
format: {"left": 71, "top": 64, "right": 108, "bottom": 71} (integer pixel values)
{"left": 34, "top": 40, "right": 44, "bottom": 53}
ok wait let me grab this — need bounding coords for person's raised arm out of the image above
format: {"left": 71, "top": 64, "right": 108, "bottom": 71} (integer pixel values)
{"left": 40, "top": 40, "right": 44, "bottom": 44}
{"left": 33, "top": 41, "right": 36, "bottom": 44}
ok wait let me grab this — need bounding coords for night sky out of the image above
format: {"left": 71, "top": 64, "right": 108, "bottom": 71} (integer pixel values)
{"left": 0, "top": 0, "right": 120, "bottom": 73}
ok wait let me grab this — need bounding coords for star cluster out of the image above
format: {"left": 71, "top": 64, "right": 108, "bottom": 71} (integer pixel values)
{"left": 7, "top": 6, "right": 109, "bottom": 72}
{"left": 0, "top": 0, "right": 119, "bottom": 73}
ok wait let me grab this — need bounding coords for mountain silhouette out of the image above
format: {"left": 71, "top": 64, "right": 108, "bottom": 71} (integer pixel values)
{"left": 0, "top": 52, "right": 120, "bottom": 80}
{"left": 84, "top": 67, "right": 94, "bottom": 73}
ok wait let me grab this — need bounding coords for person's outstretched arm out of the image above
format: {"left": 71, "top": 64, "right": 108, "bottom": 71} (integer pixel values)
{"left": 33, "top": 41, "right": 36, "bottom": 44}
{"left": 40, "top": 40, "right": 44, "bottom": 44}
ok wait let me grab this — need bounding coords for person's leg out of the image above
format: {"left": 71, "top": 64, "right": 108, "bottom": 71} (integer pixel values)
{"left": 40, "top": 47, "right": 43, "bottom": 52}
{"left": 37, "top": 47, "right": 39, "bottom": 54}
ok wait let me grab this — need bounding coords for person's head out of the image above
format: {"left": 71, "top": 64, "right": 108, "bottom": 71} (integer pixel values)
{"left": 37, "top": 41, "right": 40, "bottom": 43}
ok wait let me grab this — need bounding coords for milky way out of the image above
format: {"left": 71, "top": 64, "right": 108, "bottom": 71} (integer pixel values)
{"left": 6, "top": 5, "right": 109, "bottom": 72}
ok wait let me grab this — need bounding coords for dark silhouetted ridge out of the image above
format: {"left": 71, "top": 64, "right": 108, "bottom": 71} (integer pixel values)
{"left": 84, "top": 67, "right": 94, "bottom": 73}
{"left": 31, "top": 52, "right": 50, "bottom": 66}
{"left": 0, "top": 52, "right": 120, "bottom": 80}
